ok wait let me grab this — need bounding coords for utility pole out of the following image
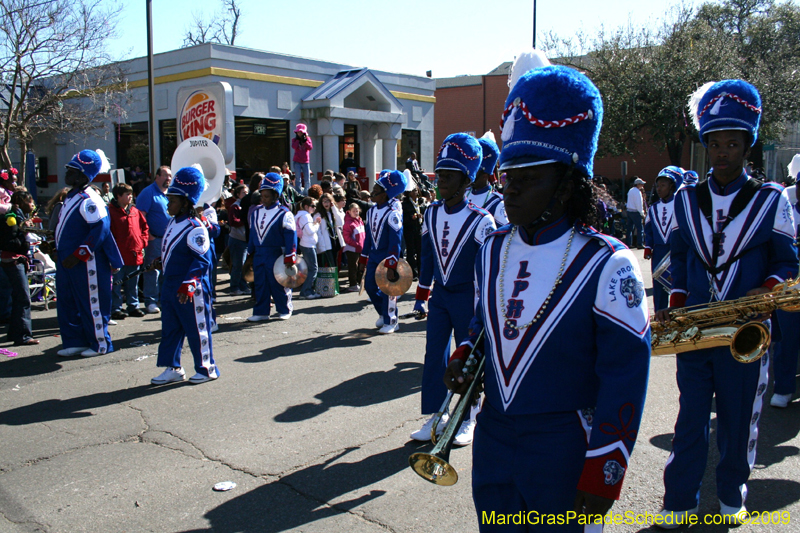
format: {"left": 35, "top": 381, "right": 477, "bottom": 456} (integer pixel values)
{"left": 146, "top": 0, "right": 157, "bottom": 178}
{"left": 532, "top": 0, "right": 537, "bottom": 48}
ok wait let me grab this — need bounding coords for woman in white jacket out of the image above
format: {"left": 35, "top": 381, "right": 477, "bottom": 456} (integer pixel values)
{"left": 294, "top": 197, "right": 321, "bottom": 299}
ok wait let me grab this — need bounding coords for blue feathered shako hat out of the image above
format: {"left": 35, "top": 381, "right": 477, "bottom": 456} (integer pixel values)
{"left": 65, "top": 149, "right": 111, "bottom": 181}
{"left": 376, "top": 169, "right": 408, "bottom": 199}
{"left": 498, "top": 65, "right": 603, "bottom": 178}
{"left": 657, "top": 166, "right": 684, "bottom": 189}
{"left": 435, "top": 133, "right": 483, "bottom": 182}
{"left": 168, "top": 166, "right": 206, "bottom": 206}
{"left": 477, "top": 131, "right": 500, "bottom": 176}
{"left": 683, "top": 170, "right": 699, "bottom": 185}
{"left": 688, "top": 79, "right": 762, "bottom": 147}
{"left": 259, "top": 172, "right": 284, "bottom": 197}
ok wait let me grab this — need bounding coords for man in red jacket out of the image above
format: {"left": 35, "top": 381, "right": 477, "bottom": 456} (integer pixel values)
{"left": 109, "top": 183, "right": 149, "bottom": 319}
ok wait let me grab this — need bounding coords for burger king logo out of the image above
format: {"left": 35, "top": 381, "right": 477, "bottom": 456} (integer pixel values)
{"left": 179, "top": 91, "right": 220, "bottom": 144}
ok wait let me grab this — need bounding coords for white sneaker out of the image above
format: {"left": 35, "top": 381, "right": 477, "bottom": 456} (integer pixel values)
{"left": 81, "top": 348, "right": 104, "bottom": 357}
{"left": 306, "top": 293, "right": 322, "bottom": 300}
{"left": 108, "top": 319, "right": 117, "bottom": 326}
{"left": 210, "top": 322, "right": 219, "bottom": 333}
{"left": 410, "top": 413, "right": 450, "bottom": 441}
{"left": 189, "top": 368, "right": 218, "bottom": 384}
{"left": 375, "top": 316, "right": 385, "bottom": 328}
{"left": 378, "top": 322, "right": 398, "bottom": 334}
{"left": 347, "top": 285, "right": 360, "bottom": 292}
{"left": 247, "top": 315, "right": 270, "bottom": 322}
{"left": 719, "top": 501, "right": 748, "bottom": 526}
{"left": 151, "top": 367, "right": 186, "bottom": 385}
{"left": 654, "top": 507, "right": 699, "bottom": 529}
{"left": 146, "top": 304, "right": 160, "bottom": 314}
{"left": 278, "top": 312, "right": 292, "bottom": 320}
{"left": 453, "top": 418, "right": 477, "bottom": 447}
{"left": 771, "top": 393, "right": 792, "bottom": 408}
{"left": 57, "top": 346, "right": 89, "bottom": 357}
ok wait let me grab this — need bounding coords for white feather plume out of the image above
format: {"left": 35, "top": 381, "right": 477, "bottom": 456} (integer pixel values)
{"left": 688, "top": 81, "right": 716, "bottom": 131}
{"left": 508, "top": 49, "right": 551, "bottom": 93}
{"left": 480, "top": 130, "right": 496, "bottom": 144}
{"left": 95, "top": 149, "right": 111, "bottom": 174}
{"left": 789, "top": 154, "right": 800, "bottom": 179}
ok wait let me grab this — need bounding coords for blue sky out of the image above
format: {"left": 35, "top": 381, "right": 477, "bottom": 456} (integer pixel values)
{"left": 108, "top": 0, "right": 684, "bottom": 78}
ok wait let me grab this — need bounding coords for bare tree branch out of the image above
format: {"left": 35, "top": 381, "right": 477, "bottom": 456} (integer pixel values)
{"left": 182, "top": 0, "right": 242, "bottom": 47}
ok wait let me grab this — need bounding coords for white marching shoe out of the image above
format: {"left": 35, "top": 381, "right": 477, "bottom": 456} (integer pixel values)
{"left": 378, "top": 322, "right": 398, "bottom": 334}
{"left": 719, "top": 501, "right": 749, "bottom": 525}
{"left": 410, "top": 413, "right": 450, "bottom": 441}
{"left": 247, "top": 315, "right": 270, "bottom": 322}
{"left": 81, "top": 348, "right": 104, "bottom": 357}
{"left": 189, "top": 368, "right": 219, "bottom": 384}
{"left": 210, "top": 322, "right": 219, "bottom": 333}
{"left": 57, "top": 346, "right": 89, "bottom": 357}
{"left": 654, "top": 506, "right": 699, "bottom": 529}
{"left": 277, "top": 312, "right": 292, "bottom": 320}
{"left": 770, "top": 393, "right": 792, "bottom": 408}
{"left": 151, "top": 367, "right": 186, "bottom": 385}
{"left": 453, "top": 418, "right": 477, "bottom": 447}
{"left": 375, "top": 316, "right": 384, "bottom": 328}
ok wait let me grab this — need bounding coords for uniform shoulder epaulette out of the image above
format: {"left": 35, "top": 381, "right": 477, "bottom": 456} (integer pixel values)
{"left": 188, "top": 218, "right": 202, "bottom": 228}
{"left": 578, "top": 224, "right": 627, "bottom": 253}
{"left": 762, "top": 181, "right": 785, "bottom": 193}
{"left": 487, "top": 223, "right": 514, "bottom": 238}
{"left": 430, "top": 199, "right": 444, "bottom": 207}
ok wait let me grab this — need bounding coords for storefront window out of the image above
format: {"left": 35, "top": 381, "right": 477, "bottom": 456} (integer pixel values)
{"left": 116, "top": 122, "right": 150, "bottom": 176}
{"left": 234, "top": 117, "right": 289, "bottom": 183}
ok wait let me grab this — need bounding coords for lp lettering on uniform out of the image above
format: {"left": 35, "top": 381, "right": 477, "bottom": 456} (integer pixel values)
{"left": 714, "top": 209, "right": 727, "bottom": 256}
{"left": 503, "top": 262, "right": 531, "bottom": 340}
{"left": 441, "top": 221, "right": 450, "bottom": 257}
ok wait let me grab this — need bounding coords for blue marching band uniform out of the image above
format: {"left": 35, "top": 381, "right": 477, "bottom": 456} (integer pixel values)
{"left": 644, "top": 166, "right": 684, "bottom": 312}
{"left": 152, "top": 167, "right": 219, "bottom": 384}
{"left": 447, "top": 57, "right": 651, "bottom": 531}
{"left": 660, "top": 79, "right": 798, "bottom": 524}
{"left": 412, "top": 133, "right": 496, "bottom": 444}
{"left": 771, "top": 172, "right": 800, "bottom": 409}
{"left": 247, "top": 172, "right": 297, "bottom": 322}
{"left": 55, "top": 150, "right": 124, "bottom": 357}
{"left": 465, "top": 132, "right": 508, "bottom": 226}
{"left": 360, "top": 170, "right": 407, "bottom": 334}
{"left": 201, "top": 203, "right": 221, "bottom": 330}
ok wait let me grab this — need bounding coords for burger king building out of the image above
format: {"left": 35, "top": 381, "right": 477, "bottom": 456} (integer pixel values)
{"left": 32, "top": 43, "right": 435, "bottom": 190}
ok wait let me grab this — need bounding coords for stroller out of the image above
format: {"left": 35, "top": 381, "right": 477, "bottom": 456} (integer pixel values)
{"left": 25, "top": 228, "right": 57, "bottom": 309}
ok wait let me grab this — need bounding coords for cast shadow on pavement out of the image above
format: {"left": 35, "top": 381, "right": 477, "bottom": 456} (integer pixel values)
{"left": 633, "top": 479, "right": 800, "bottom": 532}
{"left": 274, "top": 362, "right": 423, "bottom": 422}
{"left": 236, "top": 332, "right": 376, "bottom": 364}
{"left": 0, "top": 383, "right": 185, "bottom": 426}
{"left": 179, "top": 443, "right": 429, "bottom": 533}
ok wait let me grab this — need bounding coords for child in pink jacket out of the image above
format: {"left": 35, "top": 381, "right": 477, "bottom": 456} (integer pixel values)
{"left": 342, "top": 203, "right": 365, "bottom": 291}
{"left": 291, "top": 124, "right": 313, "bottom": 195}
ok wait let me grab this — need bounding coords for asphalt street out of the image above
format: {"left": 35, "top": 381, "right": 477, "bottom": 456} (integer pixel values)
{"left": 1, "top": 249, "right": 799, "bottom": 533}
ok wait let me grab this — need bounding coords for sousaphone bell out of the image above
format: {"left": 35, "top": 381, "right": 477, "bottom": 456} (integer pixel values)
{"left": 170, "top": 136, "right": 227, "bottom": 207}
{"left": 375, "top": 258, "right": 413, "bottom": 296}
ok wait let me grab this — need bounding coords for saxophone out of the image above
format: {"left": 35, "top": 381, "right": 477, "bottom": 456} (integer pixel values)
{"left": 650, "top": 278, "right": 800, "bottom": 363}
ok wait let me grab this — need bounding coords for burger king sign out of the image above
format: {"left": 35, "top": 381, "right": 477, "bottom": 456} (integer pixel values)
{"left": 176, "top": 82, "right": 234, "bottom": 164}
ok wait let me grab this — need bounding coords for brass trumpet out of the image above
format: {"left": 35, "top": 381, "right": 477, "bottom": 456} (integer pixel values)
{"left": 408, "top": 331, "right": 484, "bottom": 486}
{"left": 651, "top": 278, "right": 800, "bottom": 363}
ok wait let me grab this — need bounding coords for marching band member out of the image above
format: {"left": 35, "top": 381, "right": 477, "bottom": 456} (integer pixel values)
{"left": 151, "top": 166, "right": 219, "bottom": 385}
{"left": 411, "top": 133, "right": 496, "bottom": 446}
{"left": 359, "top": 169, "right": 407, "bottom": 334}
{"left": 465, "top": 131, "right": 508, "bottom": 226}
{"left": 444, "top": 57, "right": 651, "bottom": 531}
{"left": 643, "top": 166, "right": 684, "bottom": 312}
{"left": 770, "top": 155, "right": 800, "bottom": 409}
{"left": 55, "top": 150, "right": 124, "bottom": 357}
{"left": 246, "top": 172, "right": 297, "bottom": 322}
{"left": 656, "top": 80, "right": 798, "bottom": 526}
{"left": 200, "top": 202, "right": 221, "bottom": 332}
